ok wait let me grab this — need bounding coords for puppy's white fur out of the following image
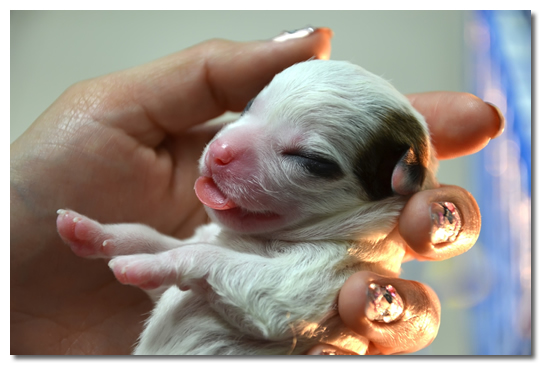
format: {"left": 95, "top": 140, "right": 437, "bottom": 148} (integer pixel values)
{"left": 62, "top": 60, "right": 438, "bottom": 355}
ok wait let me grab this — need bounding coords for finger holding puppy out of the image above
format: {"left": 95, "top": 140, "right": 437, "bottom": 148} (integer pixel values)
{"left": 398, "top": 90, "right": 504, "bottom": 261}
{"left": 407, "top": 91, "right": 505, "bottom": 160}
{"left": 399, "top": 185, "right": 481, "bottom": 262}
{"left": 311, "top": 91, "right": 502, "bottom": 355}
{"left": 338, "top": 271, "right": 441, "bottom": 355}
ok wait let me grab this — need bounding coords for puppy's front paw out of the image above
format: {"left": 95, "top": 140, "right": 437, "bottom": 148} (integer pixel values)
{"left": 56, "top": 209, "right": 113, "bottom": 258}
{"left": 108, "top": 253, "right": 178, "bottom": 290}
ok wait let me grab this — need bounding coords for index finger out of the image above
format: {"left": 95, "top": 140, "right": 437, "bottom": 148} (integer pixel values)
{"left": 50, "top": 28, "right": 332, "bottom": 148}
{"left": 407, "top": 92, "right": 504, "bottom": 160}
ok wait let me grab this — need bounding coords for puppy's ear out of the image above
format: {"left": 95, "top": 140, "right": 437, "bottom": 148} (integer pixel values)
{"left": 354, "top": 109, "right": 430, "bottom": 201}
{"left": 391, "top": 147, "right": 426, "bottom": 196}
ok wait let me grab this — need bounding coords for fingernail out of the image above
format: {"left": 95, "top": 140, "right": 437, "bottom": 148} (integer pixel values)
{"left": 365, "top": 283, "right": 404, "bottom": 323}
{"left": 272, "top": 26, "right": 315, "bottom": 42}
{"left": 430, "top": 202, "right": 462, "bottom": 244}
{"left": 485, "top": 101, "right": 506, "bottom": 138}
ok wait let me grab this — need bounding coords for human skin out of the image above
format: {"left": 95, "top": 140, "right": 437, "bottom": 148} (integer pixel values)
{"left": 10, "top": 28, "right": 502, "bottom": 355}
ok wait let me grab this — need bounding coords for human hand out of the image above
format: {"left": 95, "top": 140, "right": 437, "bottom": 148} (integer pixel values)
{"left": 10, "top": 28, "right": 332, "bottom": 355}
{"left": 10, "top": 26, "right": 503, "bottom": 355}
{"left": 307, "top": 92, "right": 504, "bottom": 355}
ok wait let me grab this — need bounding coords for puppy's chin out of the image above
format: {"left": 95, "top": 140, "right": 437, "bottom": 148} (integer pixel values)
{"left": 205, "top": 206, "right": 291, "bottom": 235}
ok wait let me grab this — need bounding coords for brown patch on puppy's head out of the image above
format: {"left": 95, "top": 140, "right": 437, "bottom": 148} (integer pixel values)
{"left": 354, "top": 107, "right": 429, "bottom": 201}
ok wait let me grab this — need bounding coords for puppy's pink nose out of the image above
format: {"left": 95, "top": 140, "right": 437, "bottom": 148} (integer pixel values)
{"left": 208, "top": 141, "right": 235, "bottom": 166}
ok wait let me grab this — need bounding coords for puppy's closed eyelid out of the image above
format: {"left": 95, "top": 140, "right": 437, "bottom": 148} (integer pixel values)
{"left": 283, "top": 151, "right": 344, "bottom": 179}
{"left": 241, "top": 98, "right": 255, "bottom": 116}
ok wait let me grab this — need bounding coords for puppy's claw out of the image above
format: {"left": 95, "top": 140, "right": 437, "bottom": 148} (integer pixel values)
{"left": 108, "top": 260, "right": 116, "bottom": 270}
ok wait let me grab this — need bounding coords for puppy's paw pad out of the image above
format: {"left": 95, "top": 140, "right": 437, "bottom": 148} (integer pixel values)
{"left": 56, "top": 209, "right": 108, "bottom": 257}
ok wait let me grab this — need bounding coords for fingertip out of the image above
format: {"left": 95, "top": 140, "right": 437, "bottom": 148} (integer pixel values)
{"left": 338, "top": 271, "right": 404, "bottom": 336}
{"left": 311, "top": 27, "right": 334, "bottom": 60}
{"left": 338, "top": 272, "right": 405, "bottom": 338}
{"left": 399, "top": 186, "right": 481, "bottom": 261}
{"left": 407, "top": 92, "right": 504, "bottom": 160}
{"left": 338, "top": 272, "right": 440, "bottom": 354}
{"left": 267, "top": 26, "right": 333, "bottom": 62}
{"left": 484, "top": 101, "right": 506, "bottom": 138}
{"left": 454, "top": 94, "right": 505, "bottom": 145}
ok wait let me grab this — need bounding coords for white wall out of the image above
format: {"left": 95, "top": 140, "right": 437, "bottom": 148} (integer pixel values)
{"left": 10, "top": 10, "right": 478, "bottom": 355}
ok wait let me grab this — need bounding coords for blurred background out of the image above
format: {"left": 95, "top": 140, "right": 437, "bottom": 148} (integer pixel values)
{"left": 10, "top": 10, "right": 531, "bottom": 355}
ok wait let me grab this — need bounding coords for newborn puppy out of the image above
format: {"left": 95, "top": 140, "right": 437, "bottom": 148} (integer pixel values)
{"left": 57, "top": 60, "right": 438, "bottom": 355}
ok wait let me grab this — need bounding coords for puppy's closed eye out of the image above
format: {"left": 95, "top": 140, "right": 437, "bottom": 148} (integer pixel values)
{"left": 241, "top": 98, "right": 255, "bottom": 116}
{"left": 283, "top": 151, "right": 343, "bottom": 179}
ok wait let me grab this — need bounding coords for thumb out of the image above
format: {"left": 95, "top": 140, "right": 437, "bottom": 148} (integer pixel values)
{"left": 51, "top": 27, "right": 333, "bottom": 146}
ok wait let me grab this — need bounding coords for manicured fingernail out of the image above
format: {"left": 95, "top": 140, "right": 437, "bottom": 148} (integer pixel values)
{"left": 365, "top": 283, "right": 404, "bottom": 323}
{"left": 485, "top": 101, "right": 506, "bottom": 138}
{"left": 430, "top": 202, "right": 462, "bottom": 244}
{"left": 272, "top": 27, "right": 315, "bottom": 42}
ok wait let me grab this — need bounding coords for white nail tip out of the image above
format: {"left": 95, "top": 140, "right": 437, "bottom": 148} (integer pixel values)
{"left": 272, "top": 27, "right": 315, "bottom": 42}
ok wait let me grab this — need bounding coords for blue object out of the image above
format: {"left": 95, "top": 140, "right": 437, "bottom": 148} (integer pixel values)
{"left": 469, "top": 10, "right": 531, "bottom": 355}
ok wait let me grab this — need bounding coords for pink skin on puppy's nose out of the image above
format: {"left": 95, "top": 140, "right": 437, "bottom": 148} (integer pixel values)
{"left": 195, "top": 139, "right": 240, "bottom": 211}
{"left": 208, "top": 141, "right": 235, "bottom": 167}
